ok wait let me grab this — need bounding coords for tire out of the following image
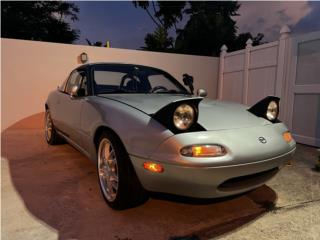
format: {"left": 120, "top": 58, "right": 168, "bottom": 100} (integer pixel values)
{"left": 97, "top": 131, "right": 148, "bottom": 210}
{"left": 45, "top": 110, "right": 64, "bottom": 145}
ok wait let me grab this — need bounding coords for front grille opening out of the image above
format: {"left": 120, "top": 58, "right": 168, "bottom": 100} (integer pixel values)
{"left": 218, "top": 168, "right": 279, "bottom": 192}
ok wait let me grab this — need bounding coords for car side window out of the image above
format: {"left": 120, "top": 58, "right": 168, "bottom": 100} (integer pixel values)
{"left": 65, "top": 71, "right": 79, "bottom": 94}
{"left": 65, "top": 71, "right": 87, "bottom": 95}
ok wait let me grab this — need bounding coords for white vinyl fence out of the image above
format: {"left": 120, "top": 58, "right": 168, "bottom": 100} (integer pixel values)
{"left": 218, "top": 26, "right": 320, "bottom": 147}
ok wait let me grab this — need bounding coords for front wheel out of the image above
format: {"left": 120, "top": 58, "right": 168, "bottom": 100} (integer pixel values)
{"left": 97, "top": 131, "right": 148, "bottom": 209}
{"left": 45, "top": 110, "right": 63, "bottom": 145}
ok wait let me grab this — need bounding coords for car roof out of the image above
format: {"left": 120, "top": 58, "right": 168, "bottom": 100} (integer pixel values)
{"left": 75, "top": 62, "right": 162, "bottom": 71}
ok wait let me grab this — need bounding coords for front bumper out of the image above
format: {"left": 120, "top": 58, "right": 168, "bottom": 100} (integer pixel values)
{"left": 131, "top": 147, "right": 295, "bottom": 198}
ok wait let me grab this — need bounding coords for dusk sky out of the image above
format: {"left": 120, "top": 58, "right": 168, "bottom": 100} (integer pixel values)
{"left": 70, "top": 1, "right": 320, "bottom": 50}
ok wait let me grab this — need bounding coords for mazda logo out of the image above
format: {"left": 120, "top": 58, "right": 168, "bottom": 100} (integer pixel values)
{"left": 258, "top": 137, "right": 267, "bottom": 144}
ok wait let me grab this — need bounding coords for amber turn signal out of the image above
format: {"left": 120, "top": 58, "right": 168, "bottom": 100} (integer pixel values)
{"left": 143, "top": 162, "right": 164, "bottom": 173}
{"left": 180, "top": 144, "right": 226, "bottom": 157}
{"left": 283, "top": 131, "right": 293, "bottom": 143}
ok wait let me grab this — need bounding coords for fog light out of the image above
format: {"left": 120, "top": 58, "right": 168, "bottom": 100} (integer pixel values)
{"left": 283, "top": 131, "right": 293, "bottom": 143}
{"left": 143, "top": 162, "right": 164, "bottom": 173}
{"left": 180, "top": 144, "right": 226, "bottom": 157}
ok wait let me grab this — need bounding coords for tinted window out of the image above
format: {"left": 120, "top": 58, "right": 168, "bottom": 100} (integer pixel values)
{"left": 148, "top": 74, "right": 180, "bottom": 91}
{"left": 94, "top": 71, "right": 126, "bottom": 86}
{"left": 92, "top": 65, "right": 188, "bottom": 95}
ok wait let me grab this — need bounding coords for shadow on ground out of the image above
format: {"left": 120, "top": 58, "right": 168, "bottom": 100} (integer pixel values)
{"left": 2, "top": 113, "right": 277, "bottom": 240}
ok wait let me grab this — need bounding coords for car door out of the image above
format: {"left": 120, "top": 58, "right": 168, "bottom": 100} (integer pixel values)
{"left": 58, "top": 69, "right": 88, "bottom": 147}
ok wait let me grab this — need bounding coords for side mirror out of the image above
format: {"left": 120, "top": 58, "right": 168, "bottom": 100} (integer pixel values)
{"left": 70, "top": 85, "right": 79, "bottom": 98}
{"left": 182, "top": 73, "right": 194, "bottom": 95}
{"left": 197, "top": 89, "right": 207, "bottom": 97}
{"left": 71, "top": 85, "right": 85, "bottom": 98}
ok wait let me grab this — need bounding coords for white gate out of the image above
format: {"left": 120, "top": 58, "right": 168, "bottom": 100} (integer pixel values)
{"left": 286, "top": 31, "right": 320, "bottom": 147}
{"left": 218, "top": 26, "right": 320, "bottom": 147}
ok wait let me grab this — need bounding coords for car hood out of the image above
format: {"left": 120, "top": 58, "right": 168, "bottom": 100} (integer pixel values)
{"left": 98, "top": 94, "right": 271, "bottom": 130}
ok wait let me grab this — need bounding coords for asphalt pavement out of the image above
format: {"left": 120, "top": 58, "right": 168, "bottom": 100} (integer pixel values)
{"left": 1, "top": 113, "right": 319, "bottom": 240}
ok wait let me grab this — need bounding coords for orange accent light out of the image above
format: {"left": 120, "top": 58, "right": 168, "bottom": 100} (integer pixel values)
{"left": 143, "top": 162, "right": 164, "bottom": 173}
{"left": 192, "top": 145, "right": 225, "bottom": 157}
{"left": 283, "top": 132, "right": 293, "bottom": 143}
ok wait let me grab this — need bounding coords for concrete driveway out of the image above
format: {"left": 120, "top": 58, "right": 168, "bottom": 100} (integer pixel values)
{"left": 1, "top": 113, "right": 319, "bottom": 240}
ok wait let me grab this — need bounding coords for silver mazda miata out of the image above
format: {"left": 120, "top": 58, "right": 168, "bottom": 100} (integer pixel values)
{"left": 45, "top": 63, "right": 296, "bottom": 209}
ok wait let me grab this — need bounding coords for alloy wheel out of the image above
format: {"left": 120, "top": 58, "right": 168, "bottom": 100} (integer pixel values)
{"left": 98, "top": 138, "right": 119, "bottom": 202}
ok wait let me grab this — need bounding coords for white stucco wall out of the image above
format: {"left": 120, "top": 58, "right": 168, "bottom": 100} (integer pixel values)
{"left": 1, "top": 38, "right": 219, "bottom": 131}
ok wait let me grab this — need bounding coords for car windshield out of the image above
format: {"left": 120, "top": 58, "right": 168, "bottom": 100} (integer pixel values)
{"left": 92, "top": 64, "right": 190, "bottom": 95}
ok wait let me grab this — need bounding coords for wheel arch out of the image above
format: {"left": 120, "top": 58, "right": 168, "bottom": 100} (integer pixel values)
{"left": 93, "top": 125, "right": 145, "bottom": 188}
{"left": 93, "top": 125, "right": 128, "bottom": 154}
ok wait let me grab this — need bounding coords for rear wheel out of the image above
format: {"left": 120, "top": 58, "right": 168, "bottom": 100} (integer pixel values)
{"left": 97, "top": 131, "right": 148, "bottom": 209}
{"left": 45, "top": 110, "right": 63, "bottom": 145}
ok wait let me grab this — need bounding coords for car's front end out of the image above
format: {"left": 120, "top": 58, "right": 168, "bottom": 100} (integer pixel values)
{"left": 131, "top": 122, "right": 295, "bottom": 198}
{"left": 127, "top": 96, "right": 296, "bottom": 198}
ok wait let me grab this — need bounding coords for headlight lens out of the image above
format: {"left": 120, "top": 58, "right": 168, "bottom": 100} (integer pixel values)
{"left": 173, "top": 104, "right": 195, "bottom": 130}
{"left": 266, "top": 101, "right": 278, "bottom": 121}
{"left": 180, "top": 144, "right": 226, "bottom": 157}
